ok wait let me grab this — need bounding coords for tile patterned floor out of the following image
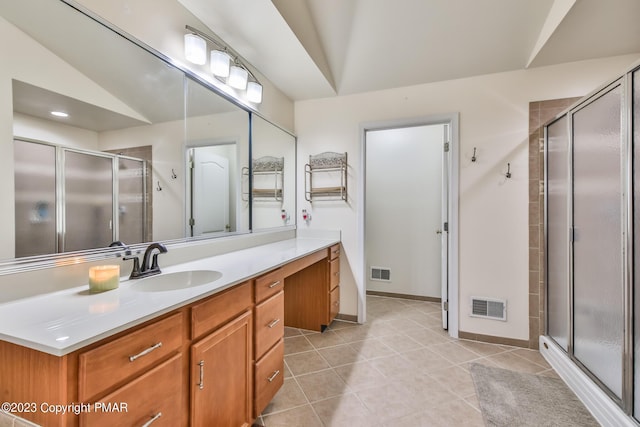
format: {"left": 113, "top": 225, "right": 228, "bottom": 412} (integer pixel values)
{"left": 257, "top": 295, "right": 557, "bottom": 427}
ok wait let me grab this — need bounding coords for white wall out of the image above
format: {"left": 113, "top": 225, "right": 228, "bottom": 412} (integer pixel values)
{"left": 366, "top": 125, "right": 444, "bottom": 298}
{"left": 295, "top": 54, "right": 640, "bottom": 341}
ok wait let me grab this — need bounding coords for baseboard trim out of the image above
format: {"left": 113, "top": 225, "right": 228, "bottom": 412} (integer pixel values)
{"left": 539, "top": 335, "right": 634, "bottom": 427}
{"left": 366, "top": 290, "right": 441, "bottom": 303}
{"left": 458, "top": 330, "right": 529, "bottom": 348}
{"left": 335, "top": 313, "right": 358, "bottom": 323}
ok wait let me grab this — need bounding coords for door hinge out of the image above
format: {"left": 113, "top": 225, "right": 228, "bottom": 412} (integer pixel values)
{"left": 189, "top": 218, "right": 195, "bottom": 226}
{"left": 443, "top": 301, "right": 448, "bottom": 311}
{"left": 444, "top": 142, "right": 450, "bottom": 152}
{"left": 443, "top": 222, "right": 448, "bottom": 232}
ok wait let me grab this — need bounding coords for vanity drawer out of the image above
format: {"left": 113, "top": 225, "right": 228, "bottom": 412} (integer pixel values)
{"left": 79, "top": 312, "right": 184, "bottom": 401}
{"left": 254, "top": 290, "right": 284, "bottom": 359}
{"left": 329, "top": 258, "right": 340, "bottom": 291}
{"left": 254, "top": 338, "right": 284, "bottom": 418}
{"left": 255, "top": 268, "right": 285, "bottom": 303}
{"left": 328, "top": 243, "right": 341, "bottom": 261}
{"left": 191, "top": 281, "right": 253, "bottom": 339}
{"left": 329, "top": 286, "right": 340, "bottom": 323}
{"left": 80, "top": 353, "right": 184, "bottom": 427}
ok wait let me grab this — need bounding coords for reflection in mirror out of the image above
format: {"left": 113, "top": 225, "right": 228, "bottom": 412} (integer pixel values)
{"left": 0, "top": 0, "right": 254, "bottom": 265}
{"left": 250, "top": 115, "right": 296, "bottom": 230}
{"left": 184, "top": 76, "right": 250, "bottom": 237}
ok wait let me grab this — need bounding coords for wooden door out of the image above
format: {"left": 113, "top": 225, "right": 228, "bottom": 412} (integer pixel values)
{"left": 191, "top": 310, "right": 252, "bottom": 427}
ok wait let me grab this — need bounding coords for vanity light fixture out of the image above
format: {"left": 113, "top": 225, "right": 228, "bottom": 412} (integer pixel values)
{"left": 184, "top": 33, "right": 207, "bottom": 65}
{"left": 184, "top": 25, "right": 263, "bottom": 104}
{"left": 50, "top": 111, "right": 68, "bottom": 118}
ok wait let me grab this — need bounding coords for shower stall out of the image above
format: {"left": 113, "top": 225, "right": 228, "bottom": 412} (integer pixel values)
{"left": 14, "top": 139, "right": 147, "bottom": 257}
{"left": 544, "top": 64, "right": 640, "bottom": 421}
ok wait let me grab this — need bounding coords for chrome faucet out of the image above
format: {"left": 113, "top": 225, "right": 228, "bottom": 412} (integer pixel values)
{"left": 124, "top": 242, "right": 168, "bottom": 279}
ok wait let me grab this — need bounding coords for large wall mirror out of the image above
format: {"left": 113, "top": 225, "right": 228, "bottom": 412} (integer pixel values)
{"left": 0, "top": 0, "right": 295, "bottom": 267}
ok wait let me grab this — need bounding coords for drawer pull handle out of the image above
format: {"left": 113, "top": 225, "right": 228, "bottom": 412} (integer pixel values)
{"left": 267, "top": 370, "right": 280, "bottom": 382}
{"left": 268, "top": 318, "right": 280, "bottom": 328}
{"left": 197, "top": 360, "right": 205, "bottom": 390}
{"left": 129, "top": 342, "right": 162, "bottom": 362}
{"left": 334, "top": 271, "right": 340, "bottom": 276}
{"left": 268, "top": 280, "right": 281, "bottom": 288}
{"left": 141, "top": 412, "right": 162, "bottom": 427}
{"left": 333, "top": 250, "right": 340, "bottom": 255}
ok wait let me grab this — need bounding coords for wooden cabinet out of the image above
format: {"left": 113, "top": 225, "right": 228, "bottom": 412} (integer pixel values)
{"left": 191, "top": 310, "right": 253, "bottom": 427}
{"left": 80, "top": 354, "right": 183, "bottom": 427}
{"left": 284, "top": 243, "right": 341, "bottom": 331}
{"left": 78, "top": 312, "right": 184, "bottom": 401}
{"left": 0, "top": 242, "right": 342, "bottom": 427}
{"left": 253, "top": 269, "right": 285, "bottom": 417}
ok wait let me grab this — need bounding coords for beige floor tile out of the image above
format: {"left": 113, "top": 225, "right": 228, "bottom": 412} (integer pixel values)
{"left": 393, "top": 374, "right": 458, "bottom": 409}
{"left": 365, "top": 321, "right": 401, "bottom": 337}
{"left": 327, "top": 320, "right": 357, "bottom": 330}
{"left": 429, "top": 341, "right": 484, "bottom": 364}
{"left": 333, "top": 325, "right": 373, "bottom": 343}
{"left": 538, "top": 368, "right": 561, "bottom": 379}
{"left": 404, "top": 328, "right": 451, "bottom": 346}
{"left": 282, "top": 360, "right": 292, "bottom": 378}
{"left": 318, "top": 343, "right": 366, "bottom": 367}
{"left": 284, "top": 335, "right": 314, "bottom": 355}
{"left": 262, "top": 378, "right": 308, "bottom": 414}
{"left": 464, "top": 393, "right": 481, "bottom": 411}
{"left": 484, "top": 350, "right": 548, "bottom": 374}
{"left": 285, "top": 350, "right": 330, "bottom": 376}
{"left": 305, "top": 330, "right": 346, "bottom": 349}
{"left": 395, "top": 398, "right": 484, "bottom": 427}
{"left": 429, "top": 365, "right": 477, "bottom": 398}
{"left": 456, "top": 339, "right": 510, "bottom": 356}
{"left": 383, "top": 317, "right": 426, "bottom": 331}
{"left": 376, "top": 333, "right": 424, "bottom": 353}
{"left": 369, "top": 353, "right": 418, "bottom": 379}
{"left": 402, "top": 347, "right": 454, "bottom": 373}
{"left": 262, "top": 404, "right": 322, "bottom": 427}
{"left": 0, "top": 413, "right": 14, "bottom": 427}
{"left": 348, "top": 338, "right": 396, "bottom": 360}
{"left": 312, "top": 393, "right": 380, "bottom": 427}
{"left": 334, "top": 361, "right": 388, "bottom": 392}
{"left": 296, "top": 369, "right": 351, "bottom": 402}
{"left": 511, "top": 348, "right": 551, "bottom": 368}
{"left": 356, "top": 383, "right": 419, "bottom": 422}
{"left": 283, "top": 327, "right": 303, "bottom": 338}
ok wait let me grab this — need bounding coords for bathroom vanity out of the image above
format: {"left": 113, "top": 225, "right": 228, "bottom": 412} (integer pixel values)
{"left": 0, "top": 238, "right": 341, "bottom": 426}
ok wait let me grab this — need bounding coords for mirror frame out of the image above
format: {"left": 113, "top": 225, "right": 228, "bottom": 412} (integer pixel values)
{"left": 0, "top": 0, "right": 296, "bottom": 275}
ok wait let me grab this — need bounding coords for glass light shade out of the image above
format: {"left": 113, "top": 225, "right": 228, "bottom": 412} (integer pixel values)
{"left": 247, "top": 81, "right": 263, "bottom": 103}
{"left": 210, "top": 50, "right": 230, "bottom": 77}
{"left": 228, "top": 65, "right": 248, "bottom": 90}
{"left": 184, "top": 34, "right": 207, "bottom": 65}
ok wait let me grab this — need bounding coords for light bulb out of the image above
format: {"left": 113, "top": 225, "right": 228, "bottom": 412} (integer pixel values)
{"left": 228, "top": 65, "right": 248, "bottom": 90}
{"left": 210, "top": 50, "right": 230, "bottom": 77}
{"left": 247, "top": 81, "right": 263, "bottom": 103}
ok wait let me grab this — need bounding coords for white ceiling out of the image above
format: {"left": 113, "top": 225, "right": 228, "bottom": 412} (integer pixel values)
{"left": 178, "top": 0, "right": 640, "bottom": 101}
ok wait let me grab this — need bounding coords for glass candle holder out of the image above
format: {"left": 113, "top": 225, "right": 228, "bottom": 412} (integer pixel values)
{"left": 89, "top": 265, "right": 120, "bottom": 293}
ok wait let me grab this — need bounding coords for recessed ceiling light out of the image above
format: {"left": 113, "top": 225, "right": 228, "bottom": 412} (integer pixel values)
{"left": 50, "top": 111, "right": 68, "bottom": 118}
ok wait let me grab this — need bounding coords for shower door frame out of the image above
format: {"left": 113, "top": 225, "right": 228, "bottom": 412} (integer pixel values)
{"left": 544, "top": 72, "right": 635, "bottom": 415}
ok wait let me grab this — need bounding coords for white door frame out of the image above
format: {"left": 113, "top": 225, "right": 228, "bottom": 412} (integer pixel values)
{"left": 359, "top": 113, "right": 459, "bottom": 338}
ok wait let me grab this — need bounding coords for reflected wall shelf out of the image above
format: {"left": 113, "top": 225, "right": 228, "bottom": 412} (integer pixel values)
{"left": 242, "top": 156, "right": 284, "bottom": 202}
{"left": 304, "top": 152, "right": 347, "bottom": 202}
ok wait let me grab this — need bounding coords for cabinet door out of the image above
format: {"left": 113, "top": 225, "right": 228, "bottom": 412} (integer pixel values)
{"left": 191, "top": 310, "right": 253, "bottom": 427}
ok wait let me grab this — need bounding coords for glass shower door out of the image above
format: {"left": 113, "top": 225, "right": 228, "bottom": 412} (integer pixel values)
{"left": 117, "top": 157, "right": 146, "bottom": 244}
{"left": 14, "top": 140, "right": 57, "bottom": 257}
{"left": 63, "top": 150, "right": 114, "bottom": 252}
{"left": 572, "top": 83, "right": 623, "bottom": 399}
{"left": 546, "top": 116, "right": 570, "bottom": 351}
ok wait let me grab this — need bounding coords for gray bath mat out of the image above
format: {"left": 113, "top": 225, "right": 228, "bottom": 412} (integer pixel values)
{"left": 469, "top": 363, "right": 599, "bottom": 427}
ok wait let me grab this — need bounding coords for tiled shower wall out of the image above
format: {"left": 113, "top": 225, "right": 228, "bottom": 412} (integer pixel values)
{"left": 528, "top": 97, "right": 581, "bottom": 350}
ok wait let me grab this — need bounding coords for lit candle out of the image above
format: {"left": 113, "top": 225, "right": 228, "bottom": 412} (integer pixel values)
{"left": 89, "top": 265, "right": 120, "bottom": 293}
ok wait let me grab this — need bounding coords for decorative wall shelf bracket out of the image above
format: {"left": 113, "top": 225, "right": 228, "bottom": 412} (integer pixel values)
{"left": 242, "top": 156, "right": 284, "bottom": 202}
{"left": 304, "top": 152, "right": 347, "bottom": 202}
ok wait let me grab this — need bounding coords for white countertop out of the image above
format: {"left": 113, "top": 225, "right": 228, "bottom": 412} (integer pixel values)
{"left": 0, "top": 237, "right": 338, "bottom": 356}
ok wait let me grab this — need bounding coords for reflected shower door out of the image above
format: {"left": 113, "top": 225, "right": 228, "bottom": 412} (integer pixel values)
{"left": 14, "top": 140, "right": 57, "bottom": 257}
{"left": 572, "top": 84, "right": 623, "bottom": 398}
{"left": 118, "top": 157, "right": 146, "bottom": 244}
{"left": 546, "top": 116, "right": 569, "bottom": 351}
{"left": 63, "top": 150, "right": 114, "bottom": 252}
{"left": 634, "top": 70, "right": 640, "bottom": 420}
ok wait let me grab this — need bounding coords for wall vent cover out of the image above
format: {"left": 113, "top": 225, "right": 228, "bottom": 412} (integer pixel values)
{"left": 470, "top": 297, "right": 507, "bottom": 321}
{"left": 370, "top": 267, "right": 391, "bottom": 282}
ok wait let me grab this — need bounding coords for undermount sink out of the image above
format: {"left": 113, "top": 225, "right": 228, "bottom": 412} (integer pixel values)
{"left": 130, "top": 270, "right": 222, "bottom": 292}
